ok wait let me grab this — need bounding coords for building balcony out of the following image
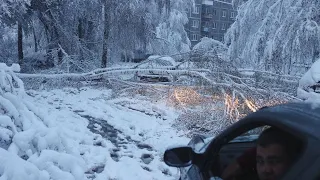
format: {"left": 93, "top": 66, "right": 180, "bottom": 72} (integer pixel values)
{"left": 202, "top": 27, "right": 209, "bottom": 32}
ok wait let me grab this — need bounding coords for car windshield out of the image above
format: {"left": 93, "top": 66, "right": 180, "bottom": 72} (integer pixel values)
{"left": 0, "top": 0, "right": 319, "bottom": 179}
{"left": 230, "top": 134, "right": 259, "bottom": 143}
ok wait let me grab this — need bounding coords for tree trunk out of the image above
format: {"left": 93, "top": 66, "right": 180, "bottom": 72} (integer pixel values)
{"left": 58, "top": 45, "right": 63, "bottom": 64}
{"left": 78, "top": 19, "right": 84, "bottom": 40}
{"left": 37, "top": 10, "right": 63, "bottom": 67}
{"left": 86, "top": 20, "right": 95, "bottom": 51}
{"left": 18, "top": 22, "right": 24, "bottom": 66}
{"left": 33, "top": 23, "right": 38, "bottom": 52}
{"left": 101, "top": 2, "right": 111, "bottom": 68}
{"left": 78, "top": 18, "right": 85, "bottom": 61}
{"left": 101, "top": 31, "right": 108, "bottom": 68}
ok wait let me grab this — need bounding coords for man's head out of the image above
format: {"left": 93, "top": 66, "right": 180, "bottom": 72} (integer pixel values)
{"left": 256, "top": 127, "right": 299, "bottom": 180}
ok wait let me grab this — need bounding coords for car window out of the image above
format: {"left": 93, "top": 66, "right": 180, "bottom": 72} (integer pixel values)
{"left": 216, "top": 125, "right": 304, "bottom": 180}
{"left": 229, "top": 134, "right": 259, "bottom": 143}
{"left": 229, "top": 126, "right": 269, "bottom": 143}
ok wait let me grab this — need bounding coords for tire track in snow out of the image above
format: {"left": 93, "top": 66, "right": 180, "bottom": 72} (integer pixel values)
{"left": 27, "top": 89, "right": 184, "bottom": 179}
{"left": 74, "top": 111, "right": 158, "bottom": 177}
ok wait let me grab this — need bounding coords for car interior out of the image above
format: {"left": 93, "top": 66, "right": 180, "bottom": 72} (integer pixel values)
{"left": 218, "top": 138, "right": 257, "bottom": 176}
{"left": 209, "top": 126, "right": 304, "bottom": 180}
{"left": 216, "top": 128, "right": 261, "bottom": 179}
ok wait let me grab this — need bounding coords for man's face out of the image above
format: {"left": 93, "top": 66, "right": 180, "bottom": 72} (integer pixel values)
{"left": 256, "top": 144, "right": 290, "bottom": 180}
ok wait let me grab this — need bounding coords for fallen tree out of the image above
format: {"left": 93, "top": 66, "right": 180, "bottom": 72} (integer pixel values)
{"left": 15, "top": 63, "right": 300, "bottom": 136}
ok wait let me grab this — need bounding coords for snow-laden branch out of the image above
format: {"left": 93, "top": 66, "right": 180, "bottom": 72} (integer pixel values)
{"left": 0, "top": 64, "right": 94, "bottom": 180}
{"left": 16, "top": 64, "right": 300, "bottom": 97}
{"left": 225, "top": 0, "right": 320, "bottom": 75}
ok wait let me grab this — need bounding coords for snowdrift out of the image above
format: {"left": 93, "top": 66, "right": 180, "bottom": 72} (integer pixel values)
{"left": 297, "top": 59, "right": 320, "bottom": 101}
{"left": 0, "top": 63, "right": 92, "bottom": 180}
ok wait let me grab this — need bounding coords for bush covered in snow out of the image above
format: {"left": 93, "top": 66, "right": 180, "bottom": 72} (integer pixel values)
{"left": 297, "top": 59, "right": 320, "bottom": 101}
{"left": 136, "top": 55, "right": 177, "bottom": 68}
{"left": 0, "top": 63, "right": 90, "bottom": 180}
{"left": 190, "top": 37, "right": 238, "bottom": 74}
{"left": 192, "top": 37, "right": 228, "bottom": 56}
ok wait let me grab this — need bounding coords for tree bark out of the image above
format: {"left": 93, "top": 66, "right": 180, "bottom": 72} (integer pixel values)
{"left": 33, "top": 22, "right": 38, "bottom": 52}
{"left": 101, "top": 2, "right": 111, "bottom": 68}
{"left": 78, "top": 18, "right": 84, "bottom": 40}
{"left": 18, "top": 22, "right": 24, "bottom": 66}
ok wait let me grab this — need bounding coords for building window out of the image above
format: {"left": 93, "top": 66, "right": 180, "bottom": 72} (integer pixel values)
{"left": 222, "top": 23, "right": 226, "bottom": 30}
{"left": 213, "top": 9, "right": 217, "bottom": 15}
{"left": 222, "top": 10, "right": 227, "bottom": 17}
{"left": 191, "top": 34, "right": 199, "bottom": 41}
{"left": 203, "top": 21, "right": 210, "bottom": 32}
{"left": 213, "top": 22, "right": 217, "bottom": 29}
{"left": 193, "top": 6, "right": 200, "bottom": 14}
{"left": 205, "top": 8, "right": 210, "bottom": 14}
{"left": 192, "top": 20, "right": 199, "bottom": 28}
{"left": 231, "top": 12, "right": 235, "bottom": 18}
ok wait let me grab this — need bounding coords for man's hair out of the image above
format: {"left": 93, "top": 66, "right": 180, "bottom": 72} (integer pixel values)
{"left": 257, "top": 127, "right": 301, "bottom": 160}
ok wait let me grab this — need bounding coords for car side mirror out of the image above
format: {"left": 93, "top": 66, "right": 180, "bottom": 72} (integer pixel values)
{"left": 164, "top": 146, "right": 194, "bottom": 167}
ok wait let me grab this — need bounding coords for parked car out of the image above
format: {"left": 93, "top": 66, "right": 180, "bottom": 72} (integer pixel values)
{"left": 164, "top": 102, "right": 320, "bottom": 180}
{"left": 137, "top": 74, "right": 172, "bottom": 82}
{"left": 133, "top": 55, "right": 176, "bottom": 83}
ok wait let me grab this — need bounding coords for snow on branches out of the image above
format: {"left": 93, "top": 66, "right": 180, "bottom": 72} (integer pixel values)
{"left": 0, "top": 0, "right": 30, "bottom": 19}
{"left": 0, "top": 63, "right": 90, "bottom": 180}
{"left": 225, "top": 0, "right": 320, "bottom": 75}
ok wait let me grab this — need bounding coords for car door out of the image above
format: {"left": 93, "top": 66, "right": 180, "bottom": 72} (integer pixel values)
{"left": 203, "top": 121, "right": 305, "bottom": 179}
{"left": 305, "top": 156, "right": 320, "bottom": 179}
{"left": 181, "top": 136, "right": 212, "bottom": 180}
{"left": 289, "top": 153, "right": 320, "bottom": 179}
{"left": 181, "top": 165, "right": 203, "bottom": 180}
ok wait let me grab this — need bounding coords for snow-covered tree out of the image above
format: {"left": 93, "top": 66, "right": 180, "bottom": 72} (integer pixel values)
{"left": 297, "top": 58, "right": 320, "bottom": 101}
{"left": 149, "top": 0, "right": 193, "bottom": 55}
{"left": 231, "top": 0, "right": 247, "bottom": 9}
{"left": 0, "top": 0, "right": 30, "bottom": 19}
{"left": 105, "top": 0, "right": 152, "bottom": 65}
{"left": 0, "top": 25, "right": 18, "bottom": 64}
{"left": 225, "top": 0, "right": 320, "bottom": 75}
{"left": 0, "top": 0, "right": 32, "bottom": 67}
{"left": 190, "top": 37, "right": 238, "bottom": 74}
{"left": 107, "top": 0, "right": 194, "bottom": 64}
{"left": 1, "top": 0, "right": 194, "bottom": 71}
{"left": 0, "top": 63, "right": 94, "bottom": 179}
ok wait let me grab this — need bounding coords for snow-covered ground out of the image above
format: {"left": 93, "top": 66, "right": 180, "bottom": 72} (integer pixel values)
{"left": 23, "top": 87, "right": 189, "bottom": 180}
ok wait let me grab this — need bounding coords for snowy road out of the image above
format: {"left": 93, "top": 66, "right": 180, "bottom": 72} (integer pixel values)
{"left": 26, "top": 87, "right": 189, "bottom": 180}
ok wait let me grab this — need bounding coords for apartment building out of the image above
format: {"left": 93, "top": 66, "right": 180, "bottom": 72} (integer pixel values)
{"left": 185, "top": 0, "right": 237, "bottom": 47}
